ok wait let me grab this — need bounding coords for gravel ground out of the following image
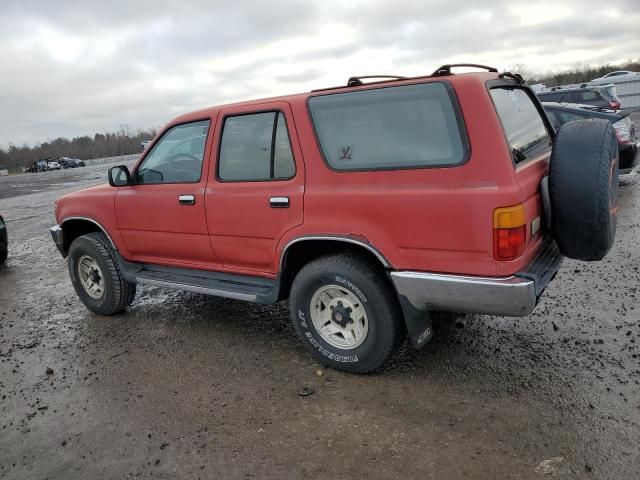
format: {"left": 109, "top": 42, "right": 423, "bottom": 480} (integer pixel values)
{"left": 0, "top": 156, "right": 639, "bottom": 479}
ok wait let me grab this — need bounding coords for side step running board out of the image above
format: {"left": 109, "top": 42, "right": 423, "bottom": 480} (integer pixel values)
{"left": 126, "top": 266, "right": 278, "bottom": 304}
{"left": 136, "top": 273, "right": 260, "bottom": 302}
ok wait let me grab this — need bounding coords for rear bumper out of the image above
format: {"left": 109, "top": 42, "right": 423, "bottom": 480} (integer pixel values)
{"left": 390, "top": 239, "right": 563, "bottom": 317}
{"left": 50, "top": 225, "right": 65, "bottom": 257}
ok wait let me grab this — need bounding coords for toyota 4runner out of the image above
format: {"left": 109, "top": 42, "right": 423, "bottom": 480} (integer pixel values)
{"left": 51, "top": 64, "right": 619, "bottom": 373}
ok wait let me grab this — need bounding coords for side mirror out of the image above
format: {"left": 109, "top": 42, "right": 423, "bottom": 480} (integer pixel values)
{"left": 108, "top": 165, "right": 132, "bottom": 187}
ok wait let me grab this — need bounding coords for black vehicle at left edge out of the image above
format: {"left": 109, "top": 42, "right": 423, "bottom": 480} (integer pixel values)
{"left": 0, "top": 216, "right": 7, "bottom": 265}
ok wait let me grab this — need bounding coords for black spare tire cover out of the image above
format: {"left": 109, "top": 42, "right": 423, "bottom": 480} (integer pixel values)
{"left": 549, "top": 118, "right": 619, "bottom": 261}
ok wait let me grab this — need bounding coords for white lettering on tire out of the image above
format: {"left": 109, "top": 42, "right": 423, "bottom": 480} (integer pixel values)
{"left": 298, "top": 309, "right": 307, "bottom": 328}
{"left": 334, "top": 275, "right": 367, "bottom": 303}
{"left": 305, "top": 331, "right": 359, "bottom": 363}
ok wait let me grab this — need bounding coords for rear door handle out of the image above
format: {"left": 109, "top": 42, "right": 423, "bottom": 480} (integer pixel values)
{"left": 269, "top": 196, "right": 289, "bottom": 208}
{"left": 178, "top": 194, "right": 195, "bottom": 205}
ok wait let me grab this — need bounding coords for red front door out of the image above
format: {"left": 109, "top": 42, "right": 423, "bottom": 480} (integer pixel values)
{"left": 115, "top": 118, "right": 221, "bottom": 269}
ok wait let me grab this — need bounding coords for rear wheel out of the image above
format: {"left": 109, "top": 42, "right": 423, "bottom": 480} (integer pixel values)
{"left": 67, "top": 232, "right": 136, "bottom": 315}
{"left": 290, "top": 253, "right": 404, "bottom": 373}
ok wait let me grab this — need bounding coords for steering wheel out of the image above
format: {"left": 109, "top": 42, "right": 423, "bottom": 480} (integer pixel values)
{"left": 168, "top": 153, "right": 202, "bottom": 182}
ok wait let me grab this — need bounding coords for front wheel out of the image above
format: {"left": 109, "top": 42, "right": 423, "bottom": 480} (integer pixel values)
{"left": 290, "top": 253, "right": 404, "bottom": 373}
{"left": 67, "top": 232, "right": 136, "bottom": 315}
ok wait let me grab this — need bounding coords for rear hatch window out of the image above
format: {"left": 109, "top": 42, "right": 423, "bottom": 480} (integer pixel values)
{"left": 308, "top": 82, "right": 468, "bottom": 171}
{"left": 490, "top": 88, "right": 552, "bottom": 164}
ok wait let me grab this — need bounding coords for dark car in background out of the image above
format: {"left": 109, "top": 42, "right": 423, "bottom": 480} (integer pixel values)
{"left": 60, "top": 157, "right": 86, "bottom": 168}
{"left": 0, "top": 215, "right": 7, "bottom": 265}
{"left": 543, "top": 102, "right": 638, "bottom": 174}
{"left": 537, "top": 85, "right": 621, "bottom": 109}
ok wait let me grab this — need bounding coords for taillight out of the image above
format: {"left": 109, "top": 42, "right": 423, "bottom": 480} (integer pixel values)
{"left": 613, "top": 119, "right": 631, "bottom": 144}
{"left": 493, "top": 204, "right": 527, "bottom": 260}
{"left": 609, "top": 101, "right": 621, "bottom": 109}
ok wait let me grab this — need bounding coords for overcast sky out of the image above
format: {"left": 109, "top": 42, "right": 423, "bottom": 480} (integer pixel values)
{"left": 1, "top": 0, "right": 638, "bottom": 146}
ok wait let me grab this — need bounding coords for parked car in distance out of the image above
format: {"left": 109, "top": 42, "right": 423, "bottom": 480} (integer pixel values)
{"left": 29, "top": 159, "right": 49, "bottom": 172}
{"left": 542, "top": 102, "right": 638, "bottom": 174}
{"left": 0, "top": 215, "right": 7, "bottom": 265}
{"left": 141, "top": 140, "right": 151, "bottom": 151}
{"left": 47, "top": 160, "right": 61, "bottom": 170}
{"left": 537, "top": 84, "right": 621, "bottom": 109}
{"left": 60, "top": 157, "right": 78, "bottom": 168}
{"left": 60, "top": 157, "right": 85, "bottom": 168}
{"left": 591, "top": 70, "right": 640, "bottom": 82}
{"left": 51, "top": 64, "right": 620, "bottom": 373}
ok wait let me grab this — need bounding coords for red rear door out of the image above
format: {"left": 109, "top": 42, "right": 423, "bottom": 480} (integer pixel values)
{"left": 204, "top": 102, "right": 304, "bottom": 275}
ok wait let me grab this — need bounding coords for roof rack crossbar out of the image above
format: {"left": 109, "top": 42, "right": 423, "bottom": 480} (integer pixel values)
{"left": 346, "top": 75, "right": 407, "bottom": 87}
{"left": 432, "top": 63, "right": 498, "bottom": 76}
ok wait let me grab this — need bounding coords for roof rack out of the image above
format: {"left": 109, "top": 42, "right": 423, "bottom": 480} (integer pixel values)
{"left": 431, "top": 63, "right": 498, "bottom": 76}
{"left": 346, "top": 75, "right": 407, "bottom": 86}
{"left": 498, "top": 71, "right": 525, "bottom": 84}
{"left": 311, "top": 63, "right": 502, "bottom": 93}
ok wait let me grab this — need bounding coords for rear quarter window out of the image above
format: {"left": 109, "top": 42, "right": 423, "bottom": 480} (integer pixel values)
{"left": 490, "top": 88, "right": 552, "bottom": 164}
{"left": 308, "top": 82, "right": 467, "bottom": 171}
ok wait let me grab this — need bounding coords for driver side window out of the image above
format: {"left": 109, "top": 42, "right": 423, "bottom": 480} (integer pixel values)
{"left": 136, "top": 120, "right": 210, "bottom": 184}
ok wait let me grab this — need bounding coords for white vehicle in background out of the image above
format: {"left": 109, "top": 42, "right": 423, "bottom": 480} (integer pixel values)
{"left": 591, "top": 71, "right": 640, "bottom": 82}
{"left": 140, "top": 140, "right": 151, "bottom": 151}
{"left": 47, "top": 160, "right": 61, "bottom": 170}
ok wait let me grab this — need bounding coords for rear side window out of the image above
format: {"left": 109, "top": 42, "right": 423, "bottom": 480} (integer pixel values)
{"left": 490, "top": 88, "right": 551, "bottom": 164}
{"left": 218, "top": 111, "right": 295, "bottom": 181}
{"left": 308, "top": 82, "right": 467, "bottom": 170}
{"left": 538, "top": 92, "right": 564, "bottom": 102}
{"left": 573, "top": 90, "right": 601, "bottom": 102}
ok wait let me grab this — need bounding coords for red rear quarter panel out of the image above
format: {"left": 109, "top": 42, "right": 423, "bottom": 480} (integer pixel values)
{"left": 279, "top": 74, "right": 543, "bottom": 277}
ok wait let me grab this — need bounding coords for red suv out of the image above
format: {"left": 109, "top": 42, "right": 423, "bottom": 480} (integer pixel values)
{"left": 51, "top": 64, "right": 619, "bottom": 373}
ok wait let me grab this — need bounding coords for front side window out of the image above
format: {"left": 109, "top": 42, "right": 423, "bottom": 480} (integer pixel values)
{"left": 218, "top": 111, "right": 295, "bottom": 181}
{"left": 136, "top": 120, "right": 210, "bottom": 184}
{"left": 308, "top": 82, "right": 467, "bottom": 170}
{"left": 490, "top": 87, "right": 551, "bottom": 164}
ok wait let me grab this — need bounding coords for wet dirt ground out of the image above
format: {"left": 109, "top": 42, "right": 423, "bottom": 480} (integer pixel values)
{"left": 0, "top": 156, "right": 639, "bottom": 479}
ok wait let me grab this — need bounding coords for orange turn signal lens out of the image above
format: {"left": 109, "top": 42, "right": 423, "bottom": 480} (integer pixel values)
{"left": 493, "top": 204, "right": 526, "bottom": 229}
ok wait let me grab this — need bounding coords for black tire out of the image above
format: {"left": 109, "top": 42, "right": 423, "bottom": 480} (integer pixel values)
{"left": 290, "top": 253, "right": 404, "bottom": 374}
{"left": 67, "top": 232, "right": 136, "bottom": 315}
{"left": 549, "top": 118, "right": 619, "bottom": 261}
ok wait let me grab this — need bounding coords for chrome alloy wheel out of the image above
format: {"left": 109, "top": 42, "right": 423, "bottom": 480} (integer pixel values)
{"left": 77, "top": 255, "right": 105, "bottom": 300}
{"left": 310, "top": 285, "right": 369, "bottom": 349}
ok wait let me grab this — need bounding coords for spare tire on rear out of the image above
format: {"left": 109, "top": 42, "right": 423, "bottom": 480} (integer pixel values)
{"left": 549, "top": 118, "right": 619, "bottom": 261}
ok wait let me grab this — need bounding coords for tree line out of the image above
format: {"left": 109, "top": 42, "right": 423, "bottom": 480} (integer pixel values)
{"left": 0, "top": 125, "right": 157, "bottom": 172}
